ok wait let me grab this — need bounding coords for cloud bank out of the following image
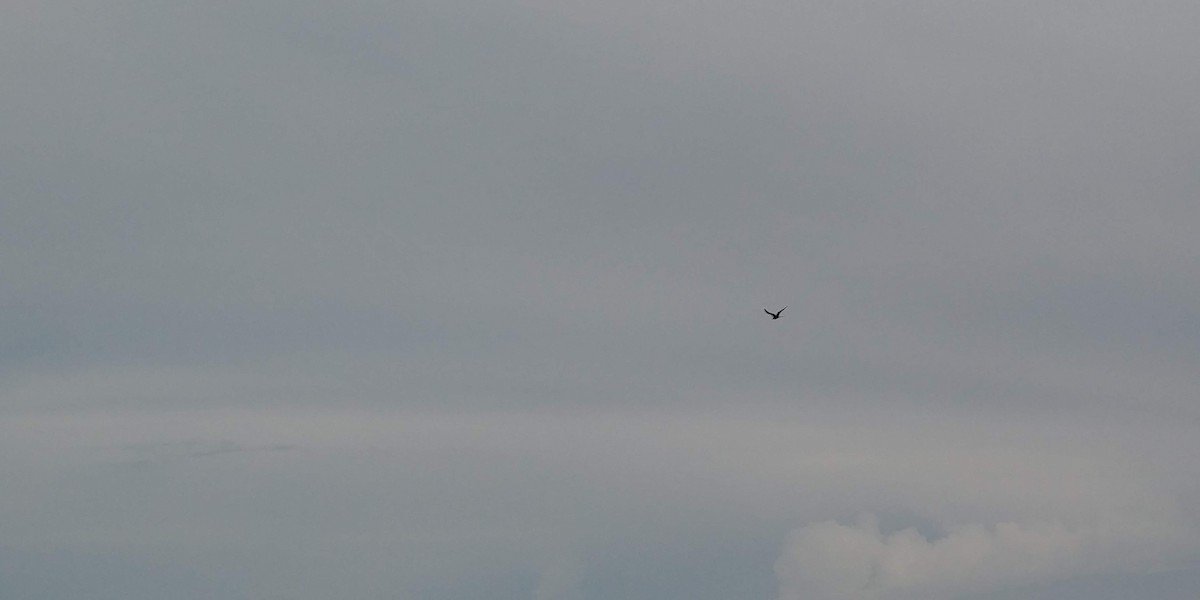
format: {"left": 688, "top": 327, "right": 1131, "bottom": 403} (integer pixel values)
{"left": 776, "top": 511, "right": 1191, "bottom": 600}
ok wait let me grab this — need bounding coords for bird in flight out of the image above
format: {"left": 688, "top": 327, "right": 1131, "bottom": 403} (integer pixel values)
{"left": 764, "top": 306, "right": 786, "bottom": 320}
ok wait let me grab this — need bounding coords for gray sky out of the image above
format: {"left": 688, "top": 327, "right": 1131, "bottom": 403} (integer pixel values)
{"left": 2, "top": 1, "right": 1199, "bottom": 599}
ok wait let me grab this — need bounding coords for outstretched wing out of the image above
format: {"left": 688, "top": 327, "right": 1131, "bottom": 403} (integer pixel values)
{"left": 764, "top": 309, "right": 773, "bottom": 316}
{"left": 778, "top": 306, "right": 787, "bottom": 314}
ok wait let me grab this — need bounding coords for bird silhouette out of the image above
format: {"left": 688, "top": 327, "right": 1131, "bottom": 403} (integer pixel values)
{"left": 764, "top": 307, "right": 786, "bottom": 319}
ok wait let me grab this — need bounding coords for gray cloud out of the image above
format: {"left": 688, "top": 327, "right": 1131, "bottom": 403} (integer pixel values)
{"left": 534, "top": 557, "right": 585, "bottom": 600}
{"left": 3, "top": 0, "right": 1200, "bottom": 598}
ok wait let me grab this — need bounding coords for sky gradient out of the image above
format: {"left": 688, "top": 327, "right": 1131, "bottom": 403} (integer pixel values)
{"left": 3, "top": 1, "right": 1199, "bottom": 598}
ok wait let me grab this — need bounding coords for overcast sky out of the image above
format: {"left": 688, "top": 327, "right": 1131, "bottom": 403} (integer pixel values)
{"left": 3, "top": 1, "right": 1200, "bottom": 599}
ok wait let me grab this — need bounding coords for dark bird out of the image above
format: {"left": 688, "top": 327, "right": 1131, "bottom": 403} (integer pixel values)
{"left": 764, "top": 306, "right": 787, "bottom": 320}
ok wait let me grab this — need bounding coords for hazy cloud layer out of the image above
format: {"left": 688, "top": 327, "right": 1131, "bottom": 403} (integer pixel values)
{"left": 3, "top": 0, "right": 1200, "bottom": 598}
{"left": 2, "top": 406, "right": 1196, "bottom": 599}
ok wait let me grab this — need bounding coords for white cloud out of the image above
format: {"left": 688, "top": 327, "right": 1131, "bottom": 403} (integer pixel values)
{"left": 775, "top": 511, "right": 1191, "bottom": 600}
